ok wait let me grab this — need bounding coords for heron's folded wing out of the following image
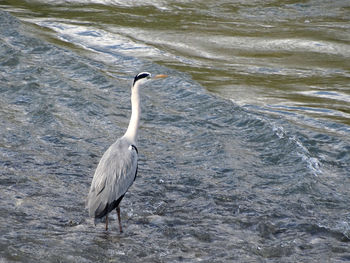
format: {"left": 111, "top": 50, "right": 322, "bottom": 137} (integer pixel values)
{"left": 86, "top": 139, "right": 138, "bottom": 218}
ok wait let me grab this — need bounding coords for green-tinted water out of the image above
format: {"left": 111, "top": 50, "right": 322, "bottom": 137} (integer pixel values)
{"left": 2, "top": 0, "right": 349, "bottom": 128}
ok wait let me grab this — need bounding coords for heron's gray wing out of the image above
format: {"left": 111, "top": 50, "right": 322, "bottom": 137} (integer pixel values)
{"left": 86, "top": 138, "right": 138, "bottom": 218}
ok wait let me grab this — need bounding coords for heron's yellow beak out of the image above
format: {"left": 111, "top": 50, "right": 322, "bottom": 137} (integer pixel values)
{"left": 153, "top": 74, "right": 168, "bottom": 79}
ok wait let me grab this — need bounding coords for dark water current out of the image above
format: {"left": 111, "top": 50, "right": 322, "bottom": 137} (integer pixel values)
{"left": 0, "top": 2, "right": 350, "bottom": 263}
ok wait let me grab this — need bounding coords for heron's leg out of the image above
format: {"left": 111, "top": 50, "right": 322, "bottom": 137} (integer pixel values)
{"left": 116, "top": 206, "right": 123, "bottom": 233}
{"left": 105, "top": 214, "right": 109, "bottom": 231}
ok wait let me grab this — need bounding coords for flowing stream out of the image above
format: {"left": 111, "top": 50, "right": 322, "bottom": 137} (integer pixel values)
{"left": 0, "top": 1, "right": 349, "bottom": 262}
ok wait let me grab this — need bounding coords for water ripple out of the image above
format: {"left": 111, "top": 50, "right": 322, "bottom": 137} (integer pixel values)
{"left": 0, "top": 7, "right": 350, "bottom": 263}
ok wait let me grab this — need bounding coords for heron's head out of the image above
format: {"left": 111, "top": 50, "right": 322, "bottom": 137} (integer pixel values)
{"left": 132, "top": 72, "right": 168, "bottom": 87}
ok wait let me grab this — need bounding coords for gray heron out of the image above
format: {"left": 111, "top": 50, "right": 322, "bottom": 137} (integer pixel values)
{"left": 86, "top": 72, "right": 168, "bottom": 232}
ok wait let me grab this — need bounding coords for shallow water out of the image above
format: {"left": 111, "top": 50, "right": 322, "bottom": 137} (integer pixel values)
{"left": 0, "top": 1, "right": 350, "bottom": 262}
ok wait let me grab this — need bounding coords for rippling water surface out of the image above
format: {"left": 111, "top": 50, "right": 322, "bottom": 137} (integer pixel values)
{"left": 0, "top": 1, "right": 349, "bottom": 262}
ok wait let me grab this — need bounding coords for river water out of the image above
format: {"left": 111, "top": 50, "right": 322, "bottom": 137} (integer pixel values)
{"left": 0, "top": 1, "right": 349, "bottom": 262}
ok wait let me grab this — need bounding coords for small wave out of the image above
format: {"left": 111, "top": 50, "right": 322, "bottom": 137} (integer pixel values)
{"left": 272, "top": 120, "right": 323, "bottom": 177}
{"left": 239, "top": 105, "right": 323, "bottom": 177}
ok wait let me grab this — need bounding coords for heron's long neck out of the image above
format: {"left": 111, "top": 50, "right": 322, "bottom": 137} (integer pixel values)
{"left": 123, "top": 83, "right": 141, "bottom": 145}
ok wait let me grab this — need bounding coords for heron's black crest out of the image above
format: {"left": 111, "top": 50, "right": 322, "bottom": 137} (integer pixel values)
{"left": 133, "top": 72, "right": 151, "bottom": 86}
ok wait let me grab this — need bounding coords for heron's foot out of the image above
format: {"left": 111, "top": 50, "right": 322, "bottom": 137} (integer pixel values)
{"left": 117, "top": 206, "right": 123, "bottom": 233}
{"left": 105, "top": 214, "right": 109, "bottom": 231}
